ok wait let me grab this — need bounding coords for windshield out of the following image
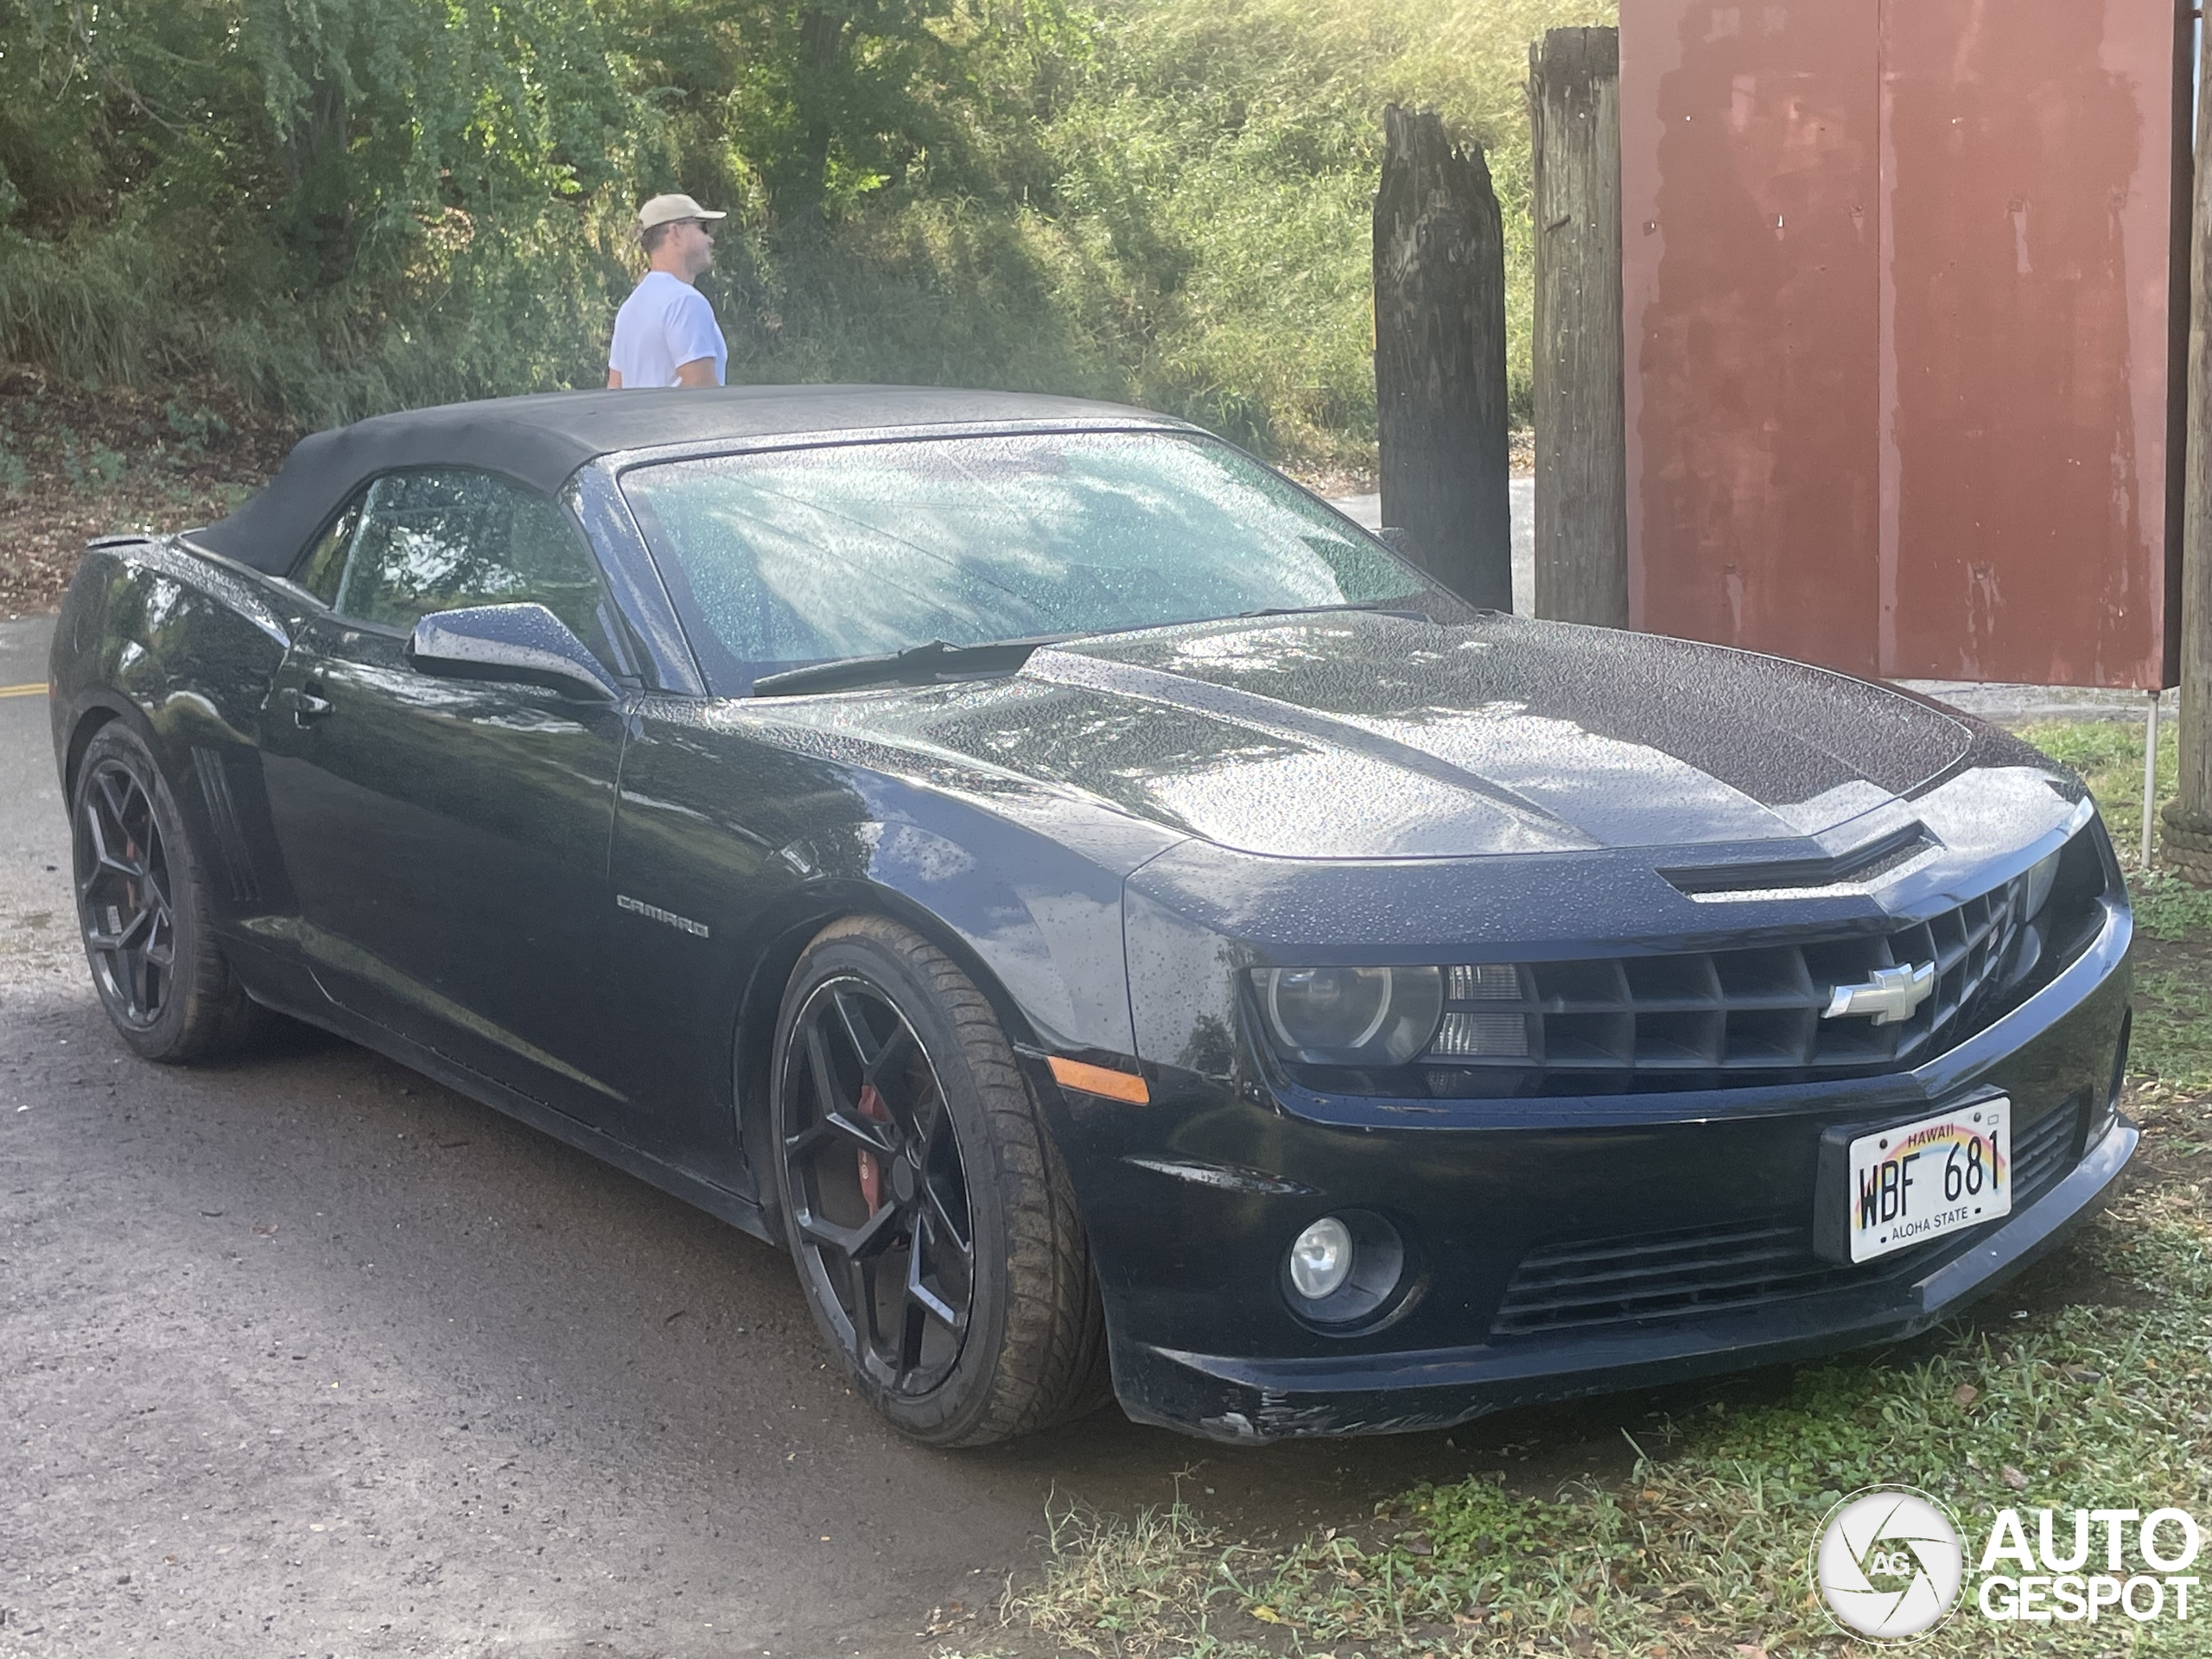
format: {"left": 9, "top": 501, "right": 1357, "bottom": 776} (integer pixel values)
{"left": 618, "top": 429, "right": 1426, "bottom": 694}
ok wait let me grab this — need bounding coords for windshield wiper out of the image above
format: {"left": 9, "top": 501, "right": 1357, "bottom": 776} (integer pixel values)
{"left": 1230, "top": 598, "right": 1435, "bottom": 621}
{"left": 748, "top": 635, "right": 1067, "bottom": 698}
{"left": 748, "top": 601, "right": 1437, "bottom": 697}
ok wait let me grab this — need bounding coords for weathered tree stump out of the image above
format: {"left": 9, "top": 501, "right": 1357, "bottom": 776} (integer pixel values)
{"left": 1529, "top": 27, "right": 1627, "bottom": 628}
{"left": 1374, "top": 105, "right": 1512, "bottom": 611}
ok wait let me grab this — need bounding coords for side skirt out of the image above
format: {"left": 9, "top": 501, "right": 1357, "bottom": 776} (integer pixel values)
{"left": 235, "top": 954, "right": 777, "bottom": 1249}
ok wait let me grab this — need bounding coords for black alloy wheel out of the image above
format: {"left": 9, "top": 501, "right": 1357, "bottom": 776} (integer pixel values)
{"left": 70, "top": 723, "right": 264, "bottom": 1063}
{"left": 771, "top": 916, "right": 1110, "bottom": 1446}
{"left": 780, "top": 976, "right": 976, "bottom": 1397}
{"left": 77, "top": 756, "right": 175, "bottom": 1030}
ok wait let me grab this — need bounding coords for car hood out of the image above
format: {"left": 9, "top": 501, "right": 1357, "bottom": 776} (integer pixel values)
{"left": 766, "top": 611, "right": 1976, "bottom": 860}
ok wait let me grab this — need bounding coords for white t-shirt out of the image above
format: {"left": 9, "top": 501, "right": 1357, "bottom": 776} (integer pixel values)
{"left": 608, "top": 270, "right": 728, "bottom": 388}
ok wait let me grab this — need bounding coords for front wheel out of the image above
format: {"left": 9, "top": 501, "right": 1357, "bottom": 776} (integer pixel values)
{"left": 770, "top": 916, "right": 1110, "bottom": 1446}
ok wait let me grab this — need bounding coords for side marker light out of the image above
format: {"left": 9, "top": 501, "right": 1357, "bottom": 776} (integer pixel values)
{"left": 1047, "top": 1055, "right": 1150, "bottom": 1104}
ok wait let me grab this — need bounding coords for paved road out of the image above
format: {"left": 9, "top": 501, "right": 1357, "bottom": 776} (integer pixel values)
{"left": 1, "top": 613, "right": 1558, "bottom": 1658}
{"left": 1, "top": 620, "right": 73, "bottom": 1004}
{"left": 1328, "top": 482, "right": 1536, "bottom": 615}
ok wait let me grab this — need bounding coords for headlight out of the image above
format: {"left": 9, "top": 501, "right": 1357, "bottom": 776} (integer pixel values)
{"left": 2022, "top": 844, "right": 2063, "bottom": 918}
{"left": 1252, "top": 965, "right": 1442, "bottom": 1065}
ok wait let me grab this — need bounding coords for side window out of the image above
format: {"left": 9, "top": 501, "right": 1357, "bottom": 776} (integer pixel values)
{"left": 292, "top": 491, "right": 365, "bottom": 607}
{"left": 332, "top": 468, "right": 632, "bottom": 674}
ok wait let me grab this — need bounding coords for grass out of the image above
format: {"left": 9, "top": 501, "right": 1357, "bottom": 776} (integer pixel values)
{"left": 987, "top": 1155, "right": 2212, "bottom": 1658}
{"left": 2018, "top": 718, "right": 2212, "bottom": 1098}
{"left": 962, "top": 718, "right": 2212, "bottom": 1659}
{"left": 2016, "top": 721, "right": 2177, "bottom": 891}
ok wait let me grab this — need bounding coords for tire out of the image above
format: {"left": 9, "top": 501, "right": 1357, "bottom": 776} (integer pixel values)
{"left": 769, "top": 915, "right": 1112, "bottom": 1446}
{"left": 71, "top": 722, "right": 264, "bottom": 1063}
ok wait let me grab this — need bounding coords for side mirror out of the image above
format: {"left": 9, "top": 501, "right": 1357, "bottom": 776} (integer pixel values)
{"left": 1376, "top": 525, "right": 1421, "bottom": 563}
{"left": 407, "top": 603, "right": 619, "bottom": 702}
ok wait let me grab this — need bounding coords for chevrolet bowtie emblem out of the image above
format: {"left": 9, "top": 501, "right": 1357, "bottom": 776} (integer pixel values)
{"left": 1822, "top": 961, "right": 1936, "bottom": 1025}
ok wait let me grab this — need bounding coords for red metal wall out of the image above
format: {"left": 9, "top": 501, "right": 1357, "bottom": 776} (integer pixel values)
{"left": 1621, "top": 0, "right": 2185, "bottom": 688}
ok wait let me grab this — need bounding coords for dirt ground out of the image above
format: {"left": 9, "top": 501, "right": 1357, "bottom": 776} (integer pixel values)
{"left": 0, "top": 369, "right": 296, "bottom": 618}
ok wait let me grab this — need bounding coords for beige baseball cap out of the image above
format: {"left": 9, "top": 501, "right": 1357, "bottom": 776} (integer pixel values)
{"left": 637, "top": 193, "right": 727, "bottom": 234}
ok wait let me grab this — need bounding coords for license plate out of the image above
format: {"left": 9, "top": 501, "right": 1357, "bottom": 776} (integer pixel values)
{"left": 1840, "top": 1099, "right": 2012, "bottom": 1263}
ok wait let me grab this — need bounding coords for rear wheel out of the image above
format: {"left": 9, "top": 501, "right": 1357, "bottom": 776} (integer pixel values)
{"left": 71, "top": 723, "right": 262, "bottom": 1063}
{"left": 770, "top": 916, "right": 1110, "bottom": 1446}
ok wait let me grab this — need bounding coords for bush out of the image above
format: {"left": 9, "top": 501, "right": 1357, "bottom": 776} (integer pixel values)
{"left": 0, "top": 0, "right": 1615, "bottom": 468}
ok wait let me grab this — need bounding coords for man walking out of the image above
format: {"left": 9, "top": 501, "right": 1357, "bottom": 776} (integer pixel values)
{"left": 607, "top": 194, "right": 728, "bottom": 389}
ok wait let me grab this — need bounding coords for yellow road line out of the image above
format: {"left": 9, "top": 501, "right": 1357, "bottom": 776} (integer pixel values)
{"left": 0, "top": 682, "right": 48, "bottom": 699}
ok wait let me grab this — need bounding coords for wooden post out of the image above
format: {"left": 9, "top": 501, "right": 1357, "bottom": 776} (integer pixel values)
{"left": 1529, "top": 27, "right": 1627, "bottom": 627}
{"left": 1374, "top": 104, "right": 1512, "bottom": 611}
{"left": 2167, "top": 16, "right": 2212, "bottom": 885}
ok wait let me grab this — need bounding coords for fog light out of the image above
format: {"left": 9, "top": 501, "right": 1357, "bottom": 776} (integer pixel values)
{"left": 1281, "top": 1211, "right": 1409, "bottom": 1328}
{"left": 1288, "top": 1216, "right": 1354, "bottom": 1301}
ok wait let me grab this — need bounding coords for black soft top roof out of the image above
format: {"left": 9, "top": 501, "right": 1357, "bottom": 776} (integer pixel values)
{"left": 188, "top": 384, "right": 1173, "bottom": 575}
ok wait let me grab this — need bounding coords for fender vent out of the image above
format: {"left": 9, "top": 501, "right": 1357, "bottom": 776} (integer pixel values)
{"left": 190, "top": 746, "right": 259, "bottom": 903}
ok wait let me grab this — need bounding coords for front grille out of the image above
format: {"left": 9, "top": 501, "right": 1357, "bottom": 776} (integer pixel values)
{"left": 1423, "top": 873, "right": 2037, "bottom": 1092}
{"left": 1492, "top": 1217, "right": 1865, "bottom": 1336}
{"left": 1491, "top": 1095, "right": 2087, "bottom": 1337}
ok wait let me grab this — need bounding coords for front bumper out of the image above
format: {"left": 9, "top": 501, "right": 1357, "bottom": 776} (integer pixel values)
{"left": 1119, "top": 1119, "right": 2133, "bottom": 1440}
{"left": 1039, "top": 897, "right": 2135, "bottom": 1442}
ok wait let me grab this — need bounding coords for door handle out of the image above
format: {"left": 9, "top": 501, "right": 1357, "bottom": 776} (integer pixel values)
{"left": 281, "top": 685, "right": 334, "bottom": 725}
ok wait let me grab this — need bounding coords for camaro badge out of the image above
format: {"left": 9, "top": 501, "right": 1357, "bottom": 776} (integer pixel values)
{"left": 1822, "top": 961, "right": 1935, "bottom": 1025}
{"left": 616, "top": 893, "right": 710, "bottom": 938}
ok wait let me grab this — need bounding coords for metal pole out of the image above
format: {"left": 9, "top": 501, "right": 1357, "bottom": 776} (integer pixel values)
{"left": 2171, "top": 9, "right": 2212, "bottom": 887}
{"left": 2145, "top": 690, "right": 2162, "bottom": 869}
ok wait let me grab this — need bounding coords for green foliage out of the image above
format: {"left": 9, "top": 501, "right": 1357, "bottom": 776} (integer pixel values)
{"left": 60, "top": 435, "right": 126, "bottom": 493}
{"left": 0, "top": 0, "right": 652, "bottom": 418}
{"left": 2134, "top": 959, "right": 2212, "bottom": 1096}
{"left": 0, "top": 0, "right": 1611, "bottom": 462}
{"left": 2134, "top": 871, "right": 2212, "bottom": 943}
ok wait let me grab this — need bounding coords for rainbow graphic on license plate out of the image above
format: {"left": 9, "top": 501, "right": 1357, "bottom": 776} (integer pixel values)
{"left": 1845, "top": 1099, "right": 2012, "bottom": 1263}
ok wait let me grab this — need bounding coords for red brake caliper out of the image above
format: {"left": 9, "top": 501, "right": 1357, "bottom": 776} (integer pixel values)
{"left": 855, "top": 1083, "right": 890, "bottom": 1216}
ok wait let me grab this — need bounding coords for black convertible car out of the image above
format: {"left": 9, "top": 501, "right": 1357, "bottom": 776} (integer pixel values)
{"left": 48, "top": 386, "right": 2134, "bottom": 1446}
